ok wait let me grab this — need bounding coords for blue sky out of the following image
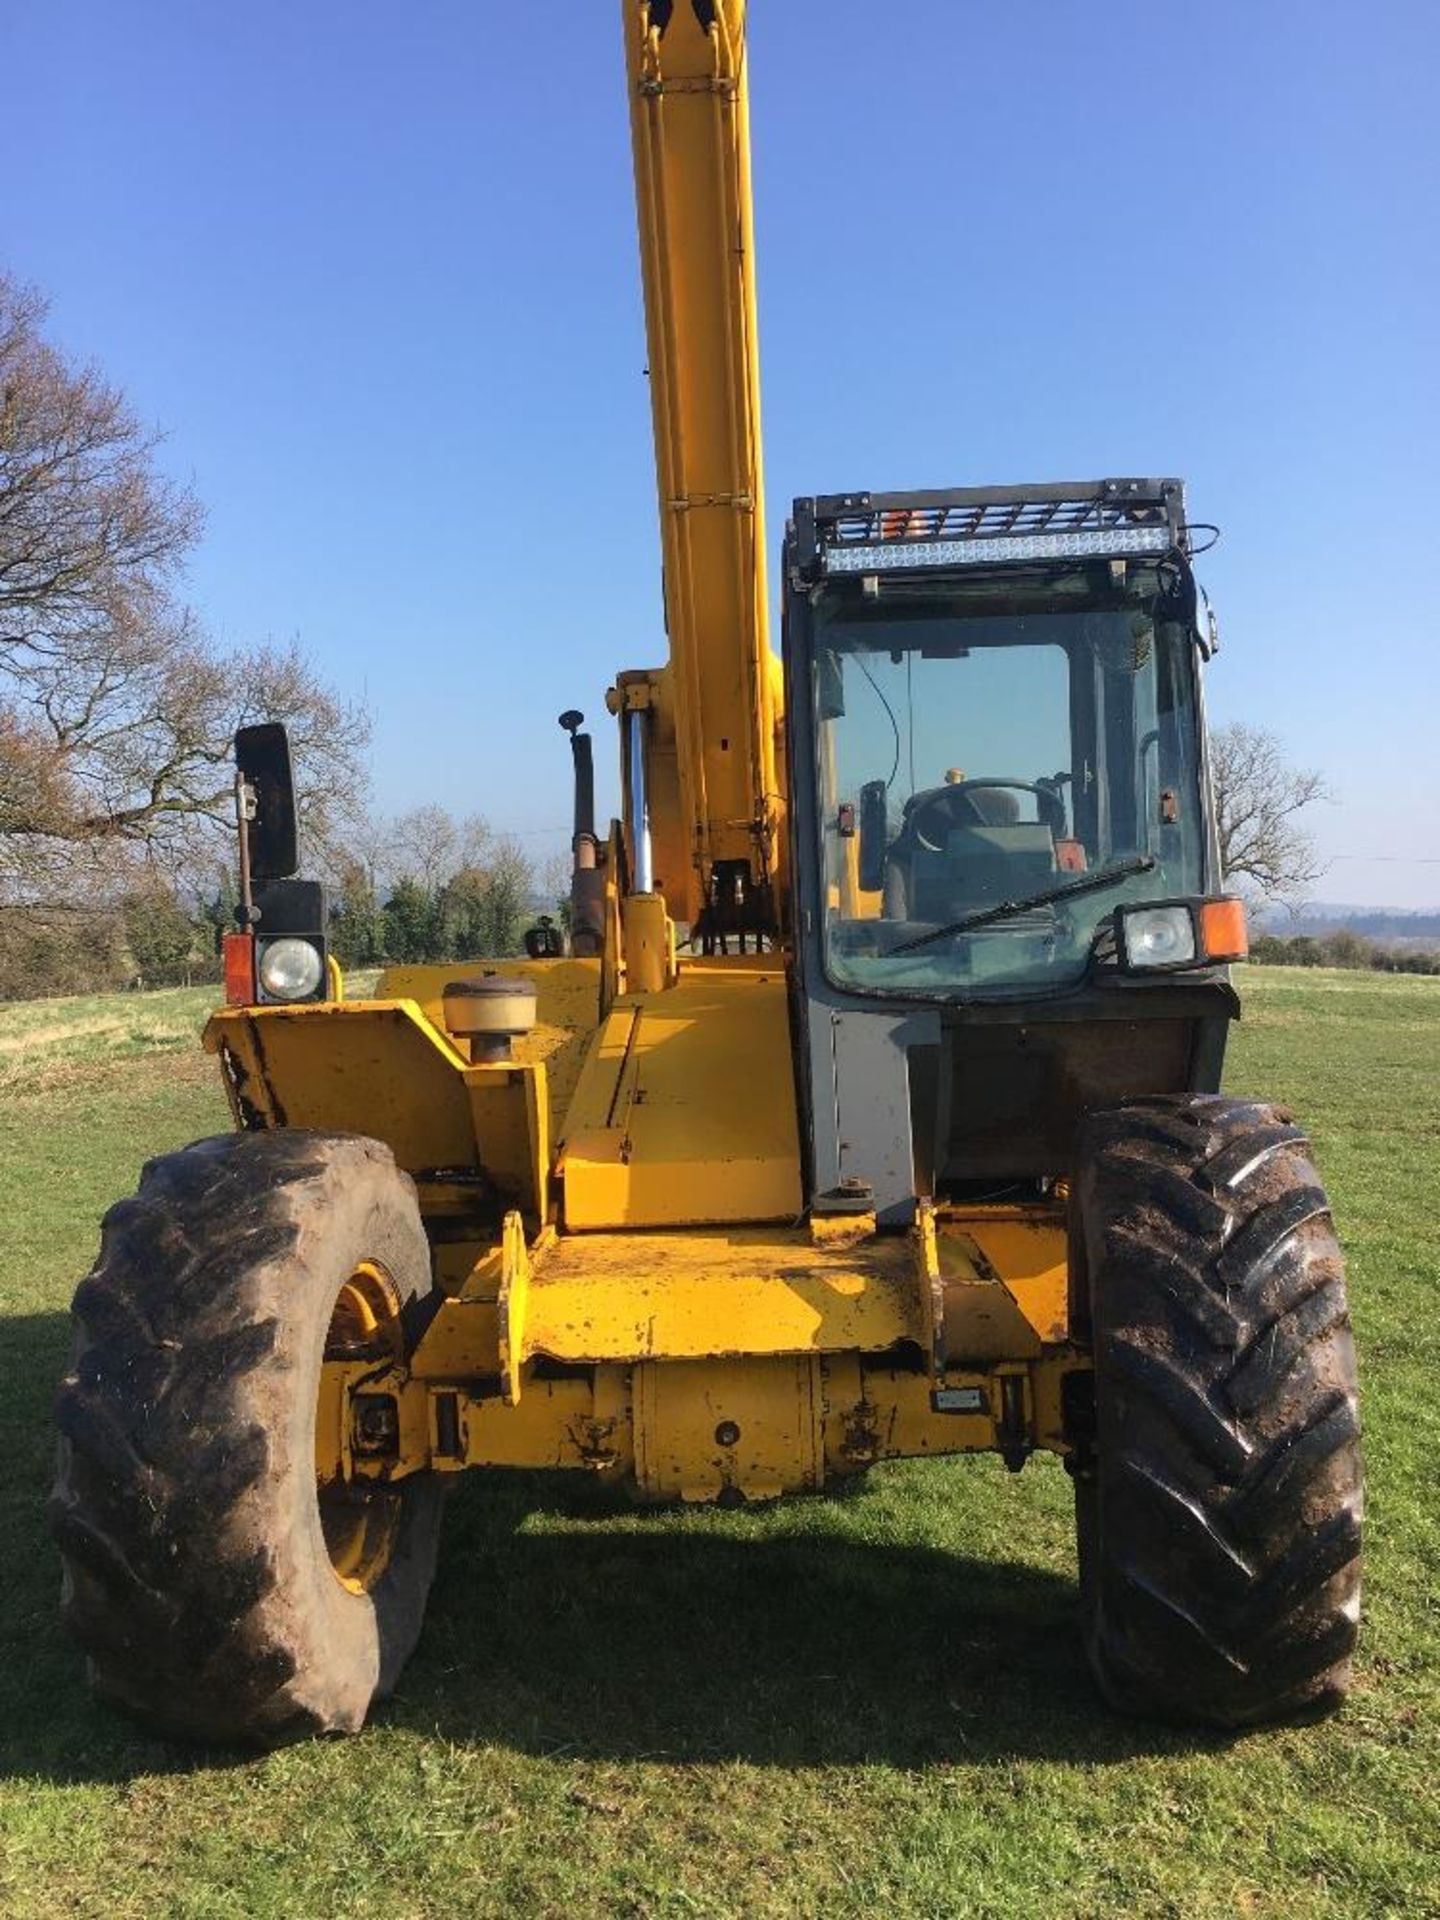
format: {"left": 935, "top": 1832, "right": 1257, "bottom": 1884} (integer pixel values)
{"left": 9, "top": 0, "right": 1438, "bottom": 907}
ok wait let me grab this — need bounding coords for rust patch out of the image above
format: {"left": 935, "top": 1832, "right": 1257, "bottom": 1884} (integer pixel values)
{"left": 840, "top": 1396, "right": 882, "bottom": 1464}
{"left": 568, "top": 1415, "right": 623, "bottom": 1467}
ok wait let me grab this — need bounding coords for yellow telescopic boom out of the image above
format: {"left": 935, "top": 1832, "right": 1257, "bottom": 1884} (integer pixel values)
{"left": 622, "top": 0, "right": 782, "bottom": 937}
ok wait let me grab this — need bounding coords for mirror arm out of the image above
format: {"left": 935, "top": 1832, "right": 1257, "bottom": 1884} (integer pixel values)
{"left": 235, "top": 772, "right": 258, "bottom": 927}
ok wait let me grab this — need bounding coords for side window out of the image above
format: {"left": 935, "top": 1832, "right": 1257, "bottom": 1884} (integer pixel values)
{"left": 1154, "top": 624, "right": 1205, "bottom": 882}
{"left": 1089, "top": 616, "right": 1204, "bottom": 876}
{"left": 1134, "top": 630, "right": 1161, "bottom": 854}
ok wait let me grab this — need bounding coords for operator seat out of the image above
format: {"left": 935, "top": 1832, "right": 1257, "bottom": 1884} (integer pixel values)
{"left": 882, "top": 779, "right": 1064, "bottom": 921}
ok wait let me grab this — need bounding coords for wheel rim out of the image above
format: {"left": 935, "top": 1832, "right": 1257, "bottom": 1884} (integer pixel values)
{"left": 318, "top": 1260, "right": 405, "bottom": 1594}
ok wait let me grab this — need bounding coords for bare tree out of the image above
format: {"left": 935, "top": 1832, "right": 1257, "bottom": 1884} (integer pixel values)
{"left": 0, "top": 276, "right": 198, "bottom": 662}
{"left": 390, "top": 804, "right": 461, "bottom": 892}
{"left": 1209, "top": 722, "right": 1330, "bottom": 903}
{"left": 330, "top": 806, "right": 541, "bottom": 962}
{"left": 475, "top": 834, "right": 536, "bottom": 953}
{"left": 389, "top": 807, "right": 498, "bottom": 892}
{"left": 539, "top": 849, "right": 572, "bottom": 918}
{"left": 0, "top": 274, "right": 368, "bottom": 905}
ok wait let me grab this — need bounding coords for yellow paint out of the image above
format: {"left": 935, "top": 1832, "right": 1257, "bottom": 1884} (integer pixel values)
{"left": 622, "top": 0, "right": 783, "bottom": 926}
{"left": 329, "top": 1199, "right": 1084, "bottom": 1502}
{"left": 203, "top": 5, "right": 1108, "bottom": 1522}
{"left": 323, "top": 1496, "right": 400, "bottom": 1596}
{"left": 559, "top": 956, "right": 801, "bottom": 1227}
{"left": 808, "top": 1209, "right": 878, "bottom": 1251}
{"left": 205, "top": 1001, "right": 475, "bottom": 1172}
{"left": 823, "top": 1357, "right": 995, "bottom": 1468}
{"left": 514, "top": 1224, "right": 918, "bottom": 1365}
{"left": 600, "top": 819, "right": 628, "bottom": 1016}
{"left": 313, "top": 1359, "right": 356, "bottom": 1484}
{"left": 938, "top": 1207, "right": 1071, "bottom": 1351}
{"left": 459, "top": 1375, "right": 631, "bottom": 1475}
{"left": 314, "top": 1259, "right": 407, "bottom": 1592}
{"left": 497, "top": 1211, "right": 548, "bottom": 1405}
{"left": 463, "top": 1060, "right": 549, "bottom": 1230}
{"left": 621, "top": 890, "right": 675, "bottom": 994}
{"left": 635, "top": 1356, "right": 822, "bottom": 1501}
{"left": 377, "top": 958, "right": 600, "bottom": 1140}
{"left": 561, "top": 1003, "right": 639, "bottom": 1142}
{"left": 334, "top": 1340, "right": 1087, "bottom": 1501}
{"left": 915, "top": 1198, "right": 943, "bottom": 1365}
{"left": 204, "top": 1001, "right": 549, "bottom": 1226}
{"left": 409, "top": 1296, "right": 500, "bottom": 1381}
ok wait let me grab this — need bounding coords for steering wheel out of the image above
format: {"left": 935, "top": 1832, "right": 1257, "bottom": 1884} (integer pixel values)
{"left": 906, "top": 779, "right": 1052, "bottom": 854}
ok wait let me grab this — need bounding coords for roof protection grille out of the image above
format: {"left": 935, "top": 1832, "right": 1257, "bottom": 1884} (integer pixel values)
{"left": 793, "top": 478, "right": 1190, "bottom": 580}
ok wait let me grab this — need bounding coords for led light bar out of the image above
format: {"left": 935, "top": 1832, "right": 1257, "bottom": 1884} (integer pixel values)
{"left": 826, "top": 525, "right": 1173, "bottom": 573}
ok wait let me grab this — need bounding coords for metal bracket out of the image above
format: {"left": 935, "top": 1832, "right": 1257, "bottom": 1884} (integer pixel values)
{"left": 638, "top": 76, "right": 737, "bottom": 99}
{"left": 496, "top": 1211, "right": 533, "bottom": 1406}
{"left": 668, "top": 491, "right": 753, "bottom": 511}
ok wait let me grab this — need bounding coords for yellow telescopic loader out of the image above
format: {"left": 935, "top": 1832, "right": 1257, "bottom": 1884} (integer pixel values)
{"left": 52, "top": 0, "right": 1361, "bottom": 1745}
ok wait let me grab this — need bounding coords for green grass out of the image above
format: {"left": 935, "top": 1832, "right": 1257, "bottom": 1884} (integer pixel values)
{"left": 0, "top": 985, "right": 220, "bottom": 1093}
{"left": 1, "top": 971, "right": 1437, "bottom": 1917}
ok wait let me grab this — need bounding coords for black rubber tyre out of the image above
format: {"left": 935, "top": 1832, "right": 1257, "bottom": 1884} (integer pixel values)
{"left": 1072, "top": 1093, "right": 1362, "bottom": 1727}
{"left": 51, "top": 1130, "right": 444, "bottom": 1747}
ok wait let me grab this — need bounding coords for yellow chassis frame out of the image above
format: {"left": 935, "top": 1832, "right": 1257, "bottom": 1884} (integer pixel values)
{"left": 313, "top": 1200, "right": 1085, "bottom": 1503}
{"left": 209, "top": 964, "right": 1088, "bottom": 1507}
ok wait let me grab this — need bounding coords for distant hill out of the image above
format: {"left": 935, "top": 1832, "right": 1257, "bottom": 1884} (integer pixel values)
{"left": 1255, "top": 902, "right": 1440, "bottom": 946}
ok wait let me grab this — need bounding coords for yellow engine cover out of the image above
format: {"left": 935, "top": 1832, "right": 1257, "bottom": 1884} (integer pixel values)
{"left": 558, "top": 957, "right": 801, "bottom": 1229}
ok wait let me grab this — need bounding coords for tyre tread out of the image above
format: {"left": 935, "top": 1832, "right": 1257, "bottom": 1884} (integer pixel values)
{"left": 51, "top": 1129, "right": 440, "bottom": 1747}
{"left": 1075, "top": 1092, "right": 1362, "bottom": 1727}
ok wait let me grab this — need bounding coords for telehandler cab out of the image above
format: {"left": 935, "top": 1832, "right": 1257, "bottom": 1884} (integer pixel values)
{"left": 52, "top": 0, "right": 1361, "bottom": 1746}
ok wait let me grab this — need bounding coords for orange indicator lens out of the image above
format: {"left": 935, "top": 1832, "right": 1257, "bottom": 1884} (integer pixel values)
{"left": 1199, "top": 897, "right": 1248, "bottom": 963}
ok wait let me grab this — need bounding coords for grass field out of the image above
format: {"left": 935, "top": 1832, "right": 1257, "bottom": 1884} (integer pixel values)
{"left": 1, "top": 970, "right": 1437, "bottom": 1917}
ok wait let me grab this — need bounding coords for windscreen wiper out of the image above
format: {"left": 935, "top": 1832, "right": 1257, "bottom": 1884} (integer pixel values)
{"left": 887, "top": 854, "right": 1158, "bottom": 954}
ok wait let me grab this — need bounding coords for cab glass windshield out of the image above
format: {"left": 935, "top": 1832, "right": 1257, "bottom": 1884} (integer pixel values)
{"left": 813, "top": 562, "right": 1207, "bottom": 997}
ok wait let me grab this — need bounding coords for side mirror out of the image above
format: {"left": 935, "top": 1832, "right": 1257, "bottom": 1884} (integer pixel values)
{"left": 1195, "top": 584, "right": 1219, "bottom": 658}
{"left": 235, "top": 723, "right": 298, "bottom": 881}
{"left": 858, "top": 779, "right": 889, "bottom": 892}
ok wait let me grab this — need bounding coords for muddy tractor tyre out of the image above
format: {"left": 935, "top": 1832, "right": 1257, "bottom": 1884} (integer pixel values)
{"left": 51, "top": 1130, "right": 444, "bottom": 1747}
{"left": 1072, "top": 1093, "right": 1362, "bottom": 1728}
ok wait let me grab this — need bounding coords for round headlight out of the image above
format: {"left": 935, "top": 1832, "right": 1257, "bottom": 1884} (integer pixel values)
{"left": 258, "top": 937, "right": 324, "bottom": 1001}
{"left": 1122, "top": 905, "right": 1197, "bottom": 969}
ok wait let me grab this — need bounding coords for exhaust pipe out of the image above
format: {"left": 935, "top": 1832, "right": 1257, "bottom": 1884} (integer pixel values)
{"left": 559, "top": 711, "right": 605, "bottom": 956}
